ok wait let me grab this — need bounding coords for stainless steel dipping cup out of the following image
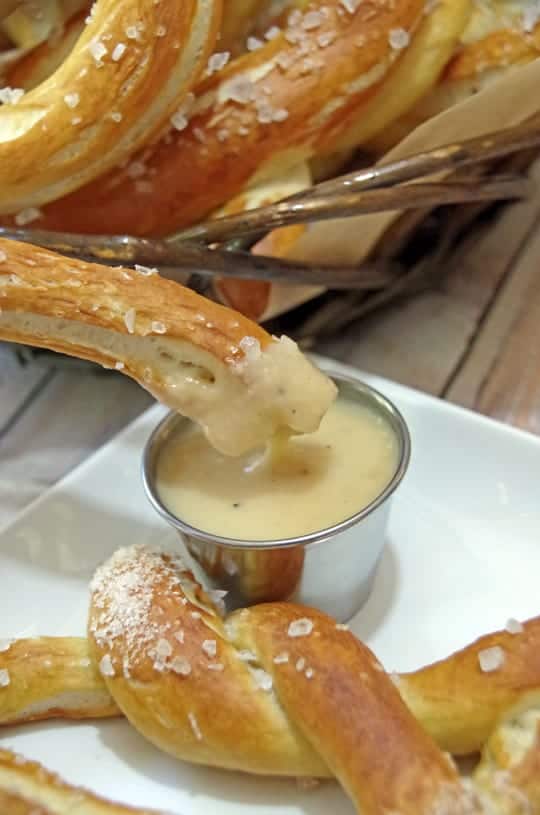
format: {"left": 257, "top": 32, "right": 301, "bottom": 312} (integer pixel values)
{"left": 143, "top": 372, "right": 410, "bottom": 622}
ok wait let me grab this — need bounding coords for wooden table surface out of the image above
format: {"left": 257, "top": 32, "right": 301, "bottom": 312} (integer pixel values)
{"left": 2, "top": 175, "right": 540, "bottom": 530}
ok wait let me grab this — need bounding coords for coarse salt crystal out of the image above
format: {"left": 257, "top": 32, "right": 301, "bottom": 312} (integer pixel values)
{"left": 156, "top": 638, "right": 172, "bottom": 659}
{"left": 523, "top": 3, "right": 540, "bottom": 32}
{"left": 124, "top": 308, "right": 136, "bottom": 333}
{"left": 478, "top": 646, "right": 505, "bottom": 673}
{"left": 171, "top": 656, "right": 192, "bottom": 676}
{"left": 247, "top": 36, "right": 264, "bottom": 51}
{"left": 0, "top": 669, "right": 9, "bottom": 687}
{"left": 64, "top": 93, "right": 80, "bottom": 109}
{"left": 190, "top": 611, "right": 201, "bottom": 620}
{"left": 273, "top": 652, "right": 289, "bottom": 664}
{"left": 115, "top": 361, "right": 125, "bottom": 370}
{"left": 125, "top": 25, "right": 139, "bottom": 39}
{"left": 388, "top": 28, "right": 410, "bottom": 50}
{"left": 265, "top": 26, "right": 281, "bottom": 40}
{"left": 99, "top": 654, "right": 115, "bottom": 677}
{"left": 237, "top": 649, "right": 257, "bottom": 662}
{"left": 296, "top": 657, "right": 306, "bottom": 671}
{"left": 174, "top": 630, "right": 185, "bottom": 644}
{"left": 207, "top": 51, "right": 230, "bottom": 73}
{"left": 288, "top": 618, "right": 314, "bottom": 638}
{"left": 251, "top": 668, "right": 273, "bottom": 691}
{"left": 89, "top": 40, "right": 107, "bottom": 64}
{"left": 239, "top": 336, "right": 261, "bottom": 363}
{"left": 0, "top": 250, "right": 7, "bottom": 263}
{"left": 305, "top": 667, "right": 314, "bottom": 679}
{"left": 188, "top": 711, "right": 202, "bottom": 740}
{"left": 112, "top": 43, "right": 127, "bottom": 61}
{"left": 207, "top": 662, "right": 224, "bottom": 671}
{"left": 273, "top": 108, "right": 289, "bottom": 122}
{"left": 202, "top": 639, "right": 217, "bottom": 658}
{"left": 151, "top": 321, "right": 167, "bottom": 334}
{"left": 15, "top": 207, "right": 42, "bottom": 226}
{"left": 303, "top": 11, "right": 323, "bottom": 29}
{"left": 506, "top": 618, "right": 524, "bottom": 635}
{"left": 0, "top": 86, "right": 24, "bottom": 104}
{"left": 135, "top": 264, "right": 158, "bottom": 276}
{"left": 335, "top": 623, "right": 349, "bottom": 631}
{"left": 339, "top": 0, "right": 360, "bottom": 12}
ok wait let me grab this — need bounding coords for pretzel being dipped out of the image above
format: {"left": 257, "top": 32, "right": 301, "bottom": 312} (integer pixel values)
{"left": 6, "top": 545, "right": 540, "bottom": 812}
{"left": 0, "top": 237, "right": 336, "bottom": 454}
{"left": 0, "top": 0, "right": 222, "bottom": 214}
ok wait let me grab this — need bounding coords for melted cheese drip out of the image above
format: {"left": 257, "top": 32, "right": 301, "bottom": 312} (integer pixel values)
{"left": 156, "top": 395, "right": 399, "bottom": 541}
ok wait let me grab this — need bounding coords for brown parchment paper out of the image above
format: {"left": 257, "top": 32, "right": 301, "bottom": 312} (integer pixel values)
{"left": 257, "top": 58, "right": 540, "bottom": 321}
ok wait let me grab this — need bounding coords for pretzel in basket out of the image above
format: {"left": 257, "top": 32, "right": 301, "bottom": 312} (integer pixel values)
{"left": 2, "top": 544, "right": 540, "bottom": 813}
{"left": 0, "top": 0, "right": 222, "bottom": 214}
{"left": 0, "top": 0, "right": 470, "bottom": 236}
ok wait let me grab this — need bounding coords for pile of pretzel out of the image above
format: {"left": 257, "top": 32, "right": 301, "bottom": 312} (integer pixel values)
{"left": 1, "top": 543, "right": 540, "bottom": 814}
{"left": 0, "top": 0, "right": 538, "bottom": 318}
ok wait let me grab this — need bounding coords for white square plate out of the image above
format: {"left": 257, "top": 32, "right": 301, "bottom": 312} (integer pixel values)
{"left": 1, "top": 357, "right": 539, "bottom": 814}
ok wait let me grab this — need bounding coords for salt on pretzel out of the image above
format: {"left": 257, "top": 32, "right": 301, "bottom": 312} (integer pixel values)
{"left": 5, "top": 546, "right": 540, "bottom": 811}
{"left": 0, "top": 748, "right": 171, "bottom": 814}
{"left": 0, "top": 237, "right": 336, "bottom": 454}
{"left": 369, "top": 1, "right": 540, "bottom": 154}
{"left": 11, "top": 0, "right": 429, "bottom": 236}
{"left": 0, "top": 0, "right": 223, "bottom": 214}
{"left": 88, "top": 546, "right": 474, "bottom": 812}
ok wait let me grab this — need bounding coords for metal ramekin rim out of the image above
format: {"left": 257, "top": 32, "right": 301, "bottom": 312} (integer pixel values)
{"left": 141, "top": 370, "right": 411, "bottom": 550}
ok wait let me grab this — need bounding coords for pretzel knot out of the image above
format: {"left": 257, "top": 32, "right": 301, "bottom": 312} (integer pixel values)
{"left": 0, "top": 0, "right": 221, "bottom": 214}
{"left": 87, "top": 545, "right": 473, "bottom": 814}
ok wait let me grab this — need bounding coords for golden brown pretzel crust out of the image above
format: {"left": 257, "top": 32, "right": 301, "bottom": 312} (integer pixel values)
{"left": 0, "top": 636, "right": 120, "bottom": 725}
{"left": 86, "top": 546, "right": 470, "bottom": 814}
{"left": 14, "top": 0, "right": 426, "bottom": 236}
{"left": 6, "top": 547, "right": 540, "bottom": 811}
{"left": 0, "top": 749, "right": 169, "bottom": 814}
{"left": 0, "top": 237, "right": 336, "bottom": 454}
{"left": 0, "top": 0, "right": 222, "bottom": 213}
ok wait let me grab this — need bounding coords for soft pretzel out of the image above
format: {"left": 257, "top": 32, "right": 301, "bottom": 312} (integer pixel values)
{"left": 0, "top": 748, "right": 171, "bottom": 814}
{"left": 0, "top": 236, "right": 336, "bottom": 454}
{"left": 6, "top": 545, "right": 540, "bottom": 812}
{"left": 368, "top": 2, "right": 540, "bottom": 154}
{"left": 0, "top": 0, "right": 222, "bottom": 214}
{"left": 10, "top": 0, "right": 429, "bottom": 236}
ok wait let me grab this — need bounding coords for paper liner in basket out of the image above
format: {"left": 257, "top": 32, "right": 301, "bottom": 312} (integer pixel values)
{"left": 221, "top": 59, "right": 540, "bottom": 323}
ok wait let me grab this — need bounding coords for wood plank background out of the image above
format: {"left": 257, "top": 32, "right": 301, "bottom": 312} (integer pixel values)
{"left": 1, "top": 165, "right": 540, "bottom": 529}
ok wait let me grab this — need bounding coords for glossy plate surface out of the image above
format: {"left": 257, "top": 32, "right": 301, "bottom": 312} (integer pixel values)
{"left": 1, "top": 357, "right": 539, "bottom": 814}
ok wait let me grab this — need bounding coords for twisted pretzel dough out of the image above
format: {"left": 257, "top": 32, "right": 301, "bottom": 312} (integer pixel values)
{"left": 9, "top": 0, "right": 429, "bottom": 236}
{"left": 3, "top": 545, "right": 540, "bottom": 813}
{"left": 0, "top": 236, "right": 335, "bottom": 453}
{"left": 0, "top": 0, "right": 222, "bottom": 214}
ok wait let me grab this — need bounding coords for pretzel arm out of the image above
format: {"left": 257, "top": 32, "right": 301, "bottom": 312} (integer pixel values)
{"left": 398, "top": 618, "right": 540, "bottom": 756}
{"left": 16, "top": 0, "right": 426, "bottom": 236}
{"left": 0, "top": 0, "right": 223, "bottom": 213}
{"left": 0, "top": 637, "right": 119, "bottom": 726}
{"left": 0, "top": 237, "right": 336, "bottom": 455}
{"left": 0, "top": 749, "right": 171, "bottom": 814}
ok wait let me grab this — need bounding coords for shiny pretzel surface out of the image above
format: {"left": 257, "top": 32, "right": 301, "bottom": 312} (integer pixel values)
{"left": 2, "top": 544, "right": 540, "bottom": 814}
